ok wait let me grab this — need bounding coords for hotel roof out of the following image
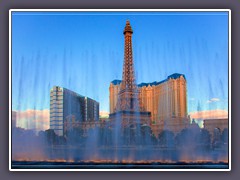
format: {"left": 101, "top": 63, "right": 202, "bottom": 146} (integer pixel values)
{"left": 111, "top": 73, "right": 186, "bottom": 87}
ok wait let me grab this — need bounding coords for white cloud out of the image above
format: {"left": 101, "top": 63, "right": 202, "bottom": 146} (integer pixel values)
{"left": 100, "top": 111, "right": 109, "bottom": 118}
{"left": 206, "top": 98, "right": 220, "bottom": 103}
{"left": 210, "top": 98, "right": 220, "bottom": 102}
{"left": 16, "top": 109, "right": 50, "bottom": 131}
{"left": 189, "top": 109, "right": 228, "bottom": 120}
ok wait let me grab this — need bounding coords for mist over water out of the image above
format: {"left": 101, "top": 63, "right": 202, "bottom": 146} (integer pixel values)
{"left": 12, "top": 124, "right": 228, "bottom": 164}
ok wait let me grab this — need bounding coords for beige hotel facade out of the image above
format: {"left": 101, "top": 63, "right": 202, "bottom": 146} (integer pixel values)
{"left": 109, "top": 73, "right": 190, "bottom": 135}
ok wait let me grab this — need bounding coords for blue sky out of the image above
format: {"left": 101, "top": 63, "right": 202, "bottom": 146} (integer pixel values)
{"left": 12, "top": 11, "right": 229, "bottom": 114}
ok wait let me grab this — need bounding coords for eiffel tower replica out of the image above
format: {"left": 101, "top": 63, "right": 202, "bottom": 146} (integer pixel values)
{"left": 109, "top": 20, "right": 151, "bottom": 127}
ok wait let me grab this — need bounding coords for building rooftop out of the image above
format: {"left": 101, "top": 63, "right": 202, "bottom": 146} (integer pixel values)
{"left": 111, "top": 80, "right": 122, "bottom": 85}
{"left": 138, "top": 79, "right": 167, "bottom": 87}
{"left": 51, "top": 86, "right": 99, "bottom": 103}
{"left": 167, "top": 73, "right": 186, "bottom": 80}
{"left": 111, "top": 73, "right": 186, "bottom": 87}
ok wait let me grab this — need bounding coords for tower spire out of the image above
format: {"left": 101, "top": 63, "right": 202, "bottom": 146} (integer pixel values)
{"left": 116, "top": 20, "right": 142, "bottom": 112}
{"left": 123, "top": 20, "right": 133, "bottom": 34}
{"left": 121, "top": 20, "right": 136, "bottom": 91}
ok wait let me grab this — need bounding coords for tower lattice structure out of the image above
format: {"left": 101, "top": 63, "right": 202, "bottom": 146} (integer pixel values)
{"left": 116, "top": 20, "right": 144, "bottom": 112}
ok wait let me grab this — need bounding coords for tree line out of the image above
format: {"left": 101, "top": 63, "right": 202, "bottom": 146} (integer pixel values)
{"left": 12, "top": 125, "right": 228, "bottom": 151}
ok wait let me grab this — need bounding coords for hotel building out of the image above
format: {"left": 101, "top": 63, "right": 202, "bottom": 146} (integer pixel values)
{"left": 50, "top": 86, "right": 99, "bottom": 136}
{"left": 109, "top": 73, "right": 189, "bottom": 135}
